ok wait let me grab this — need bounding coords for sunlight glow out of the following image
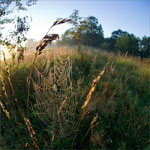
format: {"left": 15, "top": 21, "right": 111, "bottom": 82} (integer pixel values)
{"left": 0, "top": 46, "right": 12, "bottom": 60}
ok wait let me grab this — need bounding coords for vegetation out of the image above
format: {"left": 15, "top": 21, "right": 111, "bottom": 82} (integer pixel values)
{"left": 0, "top": 0, "right": 37, "bottom": 64}
{"left": 57, "top": 11, "right": 150, "bottom": 59}
{"left": 57, "top": 10, "right": 104, "bottom": 49}
{"left": 0, "top": 46, "right": 150, "bottom": 149}
{"left": 0, "top": 2, "right": 150, "bottom": 150}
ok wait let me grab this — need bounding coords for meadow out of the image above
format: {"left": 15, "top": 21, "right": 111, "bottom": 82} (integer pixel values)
{"left": 0, "top": 46, "right": 150, "bottom": 149}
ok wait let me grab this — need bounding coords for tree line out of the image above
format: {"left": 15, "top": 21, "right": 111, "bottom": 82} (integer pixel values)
{"left": 1, "top": 1, "right": 149, "bottom": 60}
{"left": 57, "top": 10, "right": 150, "bottom": 59}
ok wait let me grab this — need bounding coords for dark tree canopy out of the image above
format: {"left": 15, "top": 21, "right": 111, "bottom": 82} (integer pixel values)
{"left": 139, "top": 36, "right": 150, "bottom": 59}
{"left": 115, "top": 34, "right": 139, "bottom": 55}
{"left": 111, "top": 29, "right": 129, "bottom": 40}
{"left": 81, "top": 16, "right": 104, "bottom": 48}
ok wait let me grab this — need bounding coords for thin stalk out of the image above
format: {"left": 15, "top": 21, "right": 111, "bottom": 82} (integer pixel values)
{"left": 2, "top": 52, "right": 40, "bottom": 150}
{"left": 27, "top": 52, "right": 38, "bottom": 116}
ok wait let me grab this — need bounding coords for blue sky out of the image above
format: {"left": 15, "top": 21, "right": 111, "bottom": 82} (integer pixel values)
{"left": 11, "top": 0, "right": 150, "bottom": 41}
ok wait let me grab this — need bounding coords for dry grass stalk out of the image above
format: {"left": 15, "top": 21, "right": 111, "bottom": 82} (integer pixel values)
{"left": 0, "top": 74, "right": 9, "bottom": 99}
{"left": 24, "top": 117, "right": 40, "bottom": 150}
{"left": 2, "top": 52, "right": 15, "bottom": 96}
{"left": 27, "top": 18, "right": 73, "bottom": 116}
{"left": 71, "top": 109, "right": 88, "bottom": 148}
{"left": 2, "top": 52, "right": 40, "bottom": 149}
{"left": 51, "top": 134, "right": 55, "bottom": 144}
{"left": 51, "top": 18, "right": 73, "bottom": 27}
{"left": 2, "top": 52, "right": 10, "bottom": 76}
{"left": 91, "top": 51, "right": 98, "bottom": 72}
{"left": 80, "top": 113, "right": 98, "bottom": 145}
{"left": 57, "top": 97, "right": 67, "bottom": 115}
{"left": 14, "top": 99, "right": 40, "bottom": 150}
{"left": 0, "top": 100, "right": 10, "bottom": 120}
{"left": 109, "top": 91, "right": 116, "bottom": 101}
{"left": 90, "top": 113, "right": 98, "bottom": 128}
{"left": 36, "top": 34, "right": 59, "bottom": 56}
{"left": 17, "top": 46, "right": 25, "bottom": 66}
{"left": 25, "top": 143, "right": 32, "bottom": 149}
{"left": 72, "top": 64, "right": 108, "bottom": 148}
{"left": 80, "top": 109, "right": 88, "bottom": 121}
{"left": 36, "top": 18, "right": 73, "bottom": 56}
{"left": 82, "top": 63, "right": 108, "bottom": 110}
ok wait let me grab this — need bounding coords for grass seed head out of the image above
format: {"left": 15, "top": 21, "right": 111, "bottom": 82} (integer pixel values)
{"left": 36, "top": 34, "right": 59, "bottom": 55}
{"left": 0, "top": 101, "right": 10, "bottom": 120}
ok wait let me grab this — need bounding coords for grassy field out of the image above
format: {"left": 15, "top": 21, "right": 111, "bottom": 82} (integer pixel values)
{"left": 0, "top": 46, "right": 150, "bottom": 149}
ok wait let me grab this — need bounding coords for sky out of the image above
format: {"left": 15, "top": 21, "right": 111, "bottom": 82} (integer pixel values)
{"left": 4, "top": 0, "right": 150, "bottom": 41}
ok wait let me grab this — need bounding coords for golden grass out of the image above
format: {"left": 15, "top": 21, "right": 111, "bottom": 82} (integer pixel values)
{"left": 0, "top": 100, "right": 10, "bottom": 120}
{"left": 82, "top": 63, "right": 108, "bottom": 110}
{"left": 24, "top": 117, "right": 40, "bottom": 150}
{"left": 0, "top": 74, "right": 9, "bottom": 99}
{"left": 72, "top": 63, "right": 108, "bottom": 148}
{"left": 57, "top": 97, "right": 67, "bottom": 115}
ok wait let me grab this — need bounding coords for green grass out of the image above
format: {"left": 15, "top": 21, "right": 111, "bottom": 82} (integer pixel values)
{"left": 0, "top": 46, "right": 150, "bottom": 149}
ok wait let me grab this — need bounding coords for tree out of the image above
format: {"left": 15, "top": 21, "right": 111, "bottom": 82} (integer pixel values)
{"left": 0, "top": 0, "right": 37, "bottom": 49}
{"left": 68, "top": 9, "right": 86, "bottom": 51}
{"left": 109, "top": 29, "right": 129, "bottom": 50}
{"left": 0, "top": 0, "right": 37, "bottom": 27}
{"left": 60, "top": 10, "right": 104, "bottom": 49}
{"left": 81, "top": 16, "right": 104, "bottom": 48}
{"left": 111, "top": 29, "right": 129, "bottom": 40}
{"left": 115, "top": 34, "right": 139, "bottom": 56}
{"left": 101, "top": 38, "right": 113, "bottom": 50}
{"left": 139, "top": 36, "right": 150, "bottom": 59}
{"left": 0, "top": 0, "right": 37, "bottom": 64}
{"left": 57, "top": 29, "right": 76, "bottom": 46}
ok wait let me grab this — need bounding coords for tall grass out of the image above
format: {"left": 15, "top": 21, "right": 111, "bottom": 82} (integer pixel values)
{"left": 0, "top": 46, "right": 150, "bottom": 149}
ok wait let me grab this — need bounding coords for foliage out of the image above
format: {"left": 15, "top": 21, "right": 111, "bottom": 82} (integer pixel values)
{"left": 139, "top": 36, "right": 150, "bottom": 59}
{"left": 115, "top": 34, "right": 139, "bottom": 56}
{"left": 81, "top": 16, "right": 104, "bottom": 47}
{"left": 67, "top": 9, "right": 84, "bottom": 50}
{"left": 101, "top": 37, "right": 115, "bottom": 51}
{"left": 58, "top": 10, "right": 104, "bottom": 49}
{"left": 0, "top": 0, "right": 37, "bottom": 58}
{"left": 59, "top": 19, "right": 150, "bottom": 59}
{"left": 100, "top": 29, "right": 150, "bottom": 59}
{"left": 111, "top": 29, "right": 129, "bottom": 40}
